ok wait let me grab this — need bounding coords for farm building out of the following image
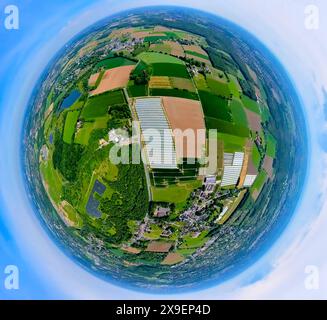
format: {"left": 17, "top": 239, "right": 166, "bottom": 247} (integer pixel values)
{"left": 134, "top": 98, "right": 178, "bottom": 169}
{"left": 221, "top": 152, "right": 245, "bottom": 187}
{"left": 204, "top": 175, "right": 217, "bottom": 193}
{"left": 154, "top": 206, "right": 171, "bottom": 218}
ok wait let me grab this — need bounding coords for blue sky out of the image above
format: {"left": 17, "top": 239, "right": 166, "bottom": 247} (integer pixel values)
{"left": 0, "top": 0, "right": 327, "bottom": 299}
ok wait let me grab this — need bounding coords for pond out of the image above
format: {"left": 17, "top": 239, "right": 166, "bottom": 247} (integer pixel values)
{"left": 60, "top": 90, "right": 81, "bottom": 110}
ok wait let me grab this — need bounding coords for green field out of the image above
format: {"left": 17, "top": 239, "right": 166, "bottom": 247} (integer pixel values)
{"left": 96, "top": 57, "right": 136, "bottom": 70}
{"left": 150, "top": 88, "right": 198, "bottom": 100}
{"left": 194, "top": 74, "right": 209, "bottom": 91}
{"left": 103, "top": 161, "right": 119, "bottom": 182}
{"left": 63, "top": 111, "right": 79, "bottom": 144}
{"left": 217, "top": 133, "right": 247, "bottom": 153}
{"left": 75, "top": 123, "right": 94, "bottom": 145}
{"left": 227, "top": 74, "right": 242, "bottom": 98}
{"left": 152, "top": 63, "right": 190, "bottom": 78}
{"left": 170, "top": 78, "right": 196, "bottom": 92}
{"left": 230, "top": 98, "right": 248, "bottom": 127}
{"left": 162, "top": 31, "right": 181, "bottom": 39}
{"left": 266, "top": 133, "right": 277, "bottom": 158}
{"left": 150, "top": 43, "right": 171, "bottom": 54}
{"left": 252, "top": 145, "right": 261, "bottom": 169}
{"left": 250, "top": 170, "right": 267, "bottom": 194}
{"left": 63, "top": 202, "right": 83, "bottom": 228}
{"left": 82, "top": 90, "right": 125, "bottom": 119}
{"left": 176, "top": 248, "right": 198, "bottom": 256}
{"left": 133, "top": 60, "right": 148, "bottom": 75}
{"left": 172, "top": 31, "right": 191, "bottom": 39}
{"left": 180, "top": 231, "right": 209, "bottom": 249}
{"left": 218, "top": 190, "right": 247, "bottom": 224}
{"left": 144, "top": 35, "right": 170, "bottom": 43}
{"left": 242, "top": 95, "right": 261, "bottom": 114}
{"left": 261, "top": 104, "right": 270, "bottom": 123}
{"left": 210, "top": 68, "right": 229, "bottom": 83}
{"left": 40, "top": 157, "right": 63, "bottom": 204}
{"left": 199, "top": 91, "right": 231, "bottom": 122}
{"left": 128, "top": 84, "right": 148, "bottom": 97}
{"left": 206, "top": 118, "right": 250, "bottom": 137}
{"left": 138, "top": 52, "right": 184, "bottom": 65}
{"left": 69, "top": 101, "right": 84, "bottom": 111}
{"left": 75, "top": 117, "right": 108, "bottom": 145}
{"left": 79, "top": 172, "right": 97, "bottom": 213}
{"left": 206, "top": 77, "right": 231, "bottom": 99}
{"left": 152, "top": 180, "right": 202, "bottom": 204}
{"left": 185, "top": 50, "right": 209, "bottom": 60}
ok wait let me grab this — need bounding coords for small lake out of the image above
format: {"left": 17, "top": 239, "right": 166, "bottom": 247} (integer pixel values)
{"left": 60, "top": 90, "right": 81, "bottom": 110}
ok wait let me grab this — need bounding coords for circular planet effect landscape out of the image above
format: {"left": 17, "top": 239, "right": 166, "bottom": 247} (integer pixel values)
{"left": 23, "top": 7, "right": 307, "bottom": 292}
